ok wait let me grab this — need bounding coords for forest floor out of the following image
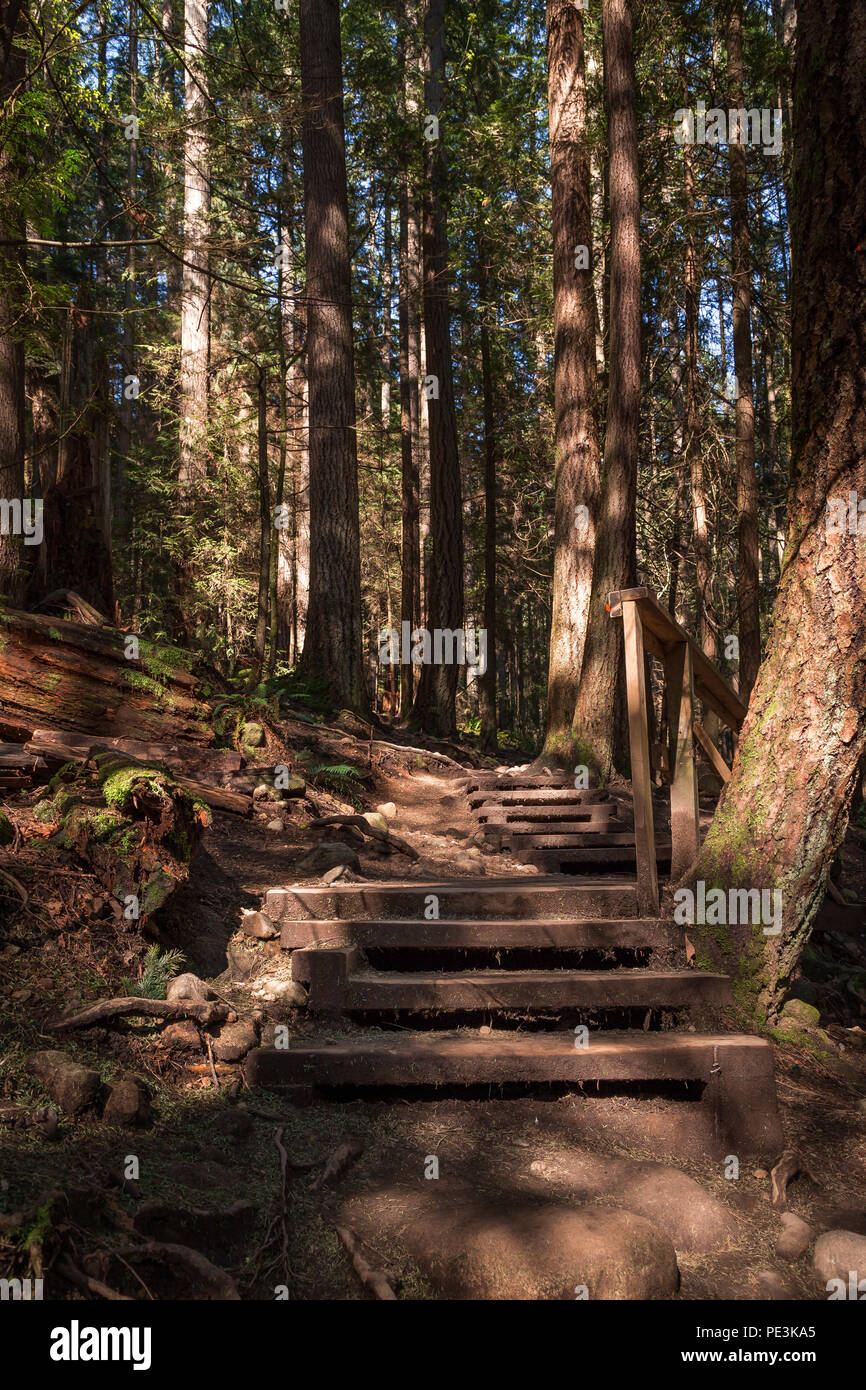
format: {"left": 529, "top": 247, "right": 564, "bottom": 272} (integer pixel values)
{"left": 2, "top": 718, "right": 866, "bottom": 1300}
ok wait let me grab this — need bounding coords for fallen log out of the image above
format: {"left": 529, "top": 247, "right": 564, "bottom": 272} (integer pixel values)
{"left": 27, "top": 731, "right": 251, "bottom": 816}
{"left": 0, "top": 607, "right": 217, "bottom": 745}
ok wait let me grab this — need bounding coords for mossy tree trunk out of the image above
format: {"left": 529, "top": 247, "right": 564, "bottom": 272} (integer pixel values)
{"left": 682, "top": 0, "right": 866, "bottom": 1020}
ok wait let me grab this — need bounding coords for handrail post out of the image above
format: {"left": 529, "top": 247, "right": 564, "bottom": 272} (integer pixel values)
{"left": 621, "top": 597, "right": 659, "bottom": 916}
{"left": 666, "top": 639, "right": 700, "bottom": 880}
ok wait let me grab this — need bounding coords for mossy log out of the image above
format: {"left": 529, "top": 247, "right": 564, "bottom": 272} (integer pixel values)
{"left": 38, "top": 755, "right": 211, "bottom": 920}
{"left": 0, "top": 607, "right": 216, "bottom": 745}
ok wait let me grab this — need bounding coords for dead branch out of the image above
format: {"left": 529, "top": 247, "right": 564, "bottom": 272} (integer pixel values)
{"left": 310, "top": 1138, "right": 364, "bottom": 1191}
{"left": 48, "top": 998, "right": 234, "bottom": 1032}
{"left": 308, "top": 814, "right": 419, "bottom": 860}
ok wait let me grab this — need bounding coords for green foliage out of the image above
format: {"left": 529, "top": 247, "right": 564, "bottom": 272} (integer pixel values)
{"left": 121, "top": 946, "right": 187, "bottom": 1001}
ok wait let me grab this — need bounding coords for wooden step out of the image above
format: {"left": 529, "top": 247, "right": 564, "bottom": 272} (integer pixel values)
{"left": 468, "top": 788, "right": 612, "bottom": 810}
{"left": 265, "top": 877, "right": 640, "bottom": 923}
{"left": 520, "top": 847, "right": 672, "bottom": 867}
{"left": 479, "top": 807, "right": 621, "bottom": 828}
{"left": 279, "top": 916, "right": 675, "bottom": 951}
{"left": 463, "top": 774, "right": 576, "bottom": 793}
{"left": 290, "top": 951, "right": 732, "bottom": 1013}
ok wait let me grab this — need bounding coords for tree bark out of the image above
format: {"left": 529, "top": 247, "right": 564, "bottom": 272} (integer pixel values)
{"left": 684, "top": 0, "right": 866, "bottom": 1020}
{"left": 298, "top": 0, "right": 368, "bottom": 713}
{"left": 539, "top": 0, "right": 600, "bottom": 766}
{"left": 179, "top": 0, "right": 210, "bottom": 489}
{"left": 0, "top": 0, "right": 28, "bottom": 604}
{"left": 727, "top": 0, "right": 761, "bottom": 699}
{"left": 477, "top": 231, "right": 498, "bottom": 753}
{"left": 412, "top": 0, "right": 464, "bottom": 737}
{"left": 570, "top": 0, "right": 640, "bottom": 780}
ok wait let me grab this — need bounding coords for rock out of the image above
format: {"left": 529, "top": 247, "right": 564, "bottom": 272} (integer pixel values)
{"left": 26, "top": 1050, "right": 100, "bottom": 1115}
{"left": 295, "top": 843, "right": 360, "bottom": 877}
{"left": 0, "top": 809, "right": 14, "bottom": 846}
{"left": 322, "top": 864, "right": 346, "bottom": 884}
{"left": 226, "top": 940, "right": 259, "bottom": 982}
{"left": 241, "top": 721, "right": 265, "bottom": 748}
{"left": 102, "top": 1076, "right": 151, "bottom": 1127}
{"left": 376, "top": 802, "right": 397, "bottom": 822}
{"left": 776, "top": 1212, "right": 813, "bottom": 1261}
{"left": 363, "top": 811, "right": 390, "bottom": 834}
{"left": 266, "top": 818, "right": 284, "bottom": 833}
{"left": 813, "top": 1229, "right": 866, "bottom": 1287}
{"left": 262, "top": 978, "right": 307, "bottom": 1009}
{"left": 340, "top": 1187, "right": 678, "bottom": 1300}
{"left": 241, "top": 910, "right": 278, "bottom": 940}
{"left": 780, "top": 998, "right": 821, "bottom": 1030}
{"left": 445, "top": 826, "right": 468, "bottom": 840}
{"left": 166, "top": 972, "right": 212, "bottom": 1003}
{"left": 753, "top": 1169, "right": 769, "bottom": 1180}
{"left": 525, "top": 1150, "right": 737, "bottom": 1255}
{"left": 211, "top": 1103, "right": 253, "bottom": 1140}
{"left": 253, "top": 783, "right": 271, "bottom": 800}
{"left": 161, "top": 1019, "right": 202, "bottom": 1051}
{"left": 211, "top": 1018, "right": 259, "bottom": 1062}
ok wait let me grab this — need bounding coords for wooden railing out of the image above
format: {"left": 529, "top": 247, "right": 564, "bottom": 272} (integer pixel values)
{"left": 608, "top": 587, "right": 748, "bottom": 916}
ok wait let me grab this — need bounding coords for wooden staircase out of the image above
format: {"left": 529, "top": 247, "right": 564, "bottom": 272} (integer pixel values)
{"left": 460, "top": 772, "right": 672, "bottom": 871}
{"left": 244, "top": 876, "right": 783, "bottom": 1160}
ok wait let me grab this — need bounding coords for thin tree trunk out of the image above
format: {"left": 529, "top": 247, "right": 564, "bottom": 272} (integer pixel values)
{"left": 0, "top": 0, "right": 28, "bottom": 603}
{"left": 570, "top": 0, "right": 640, "bottom": 780}
{"left": 297, "top": 0, "right": 368, "bottom": 713}
{"left": 477, "top": 231, "right": 497, "bottom": 753}
{"left": 685, "top": 0, "right": 866, "bottom": 1019}
{"left": 539, "top": 0, "right": 600, "bottom": 766}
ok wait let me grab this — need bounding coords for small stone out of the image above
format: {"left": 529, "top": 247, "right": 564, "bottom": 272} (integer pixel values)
{"left": 253, "top": 784, "right": 271, "bottom": 801}
{"left": 211, "top": 1017, "right": 259, "bottom": 1062}
{"left": 103, "top": 1077, "right": 151, "bottom": 1127}
{"left": 455, "top": 854, "right": 483, "bottom": 873}
{"left": 376, "top": 802, "right": 397, "bottom": 821}
{"left": 776, "top": 1211, "right": 813, "bottom": 1261}
{"left": 263, "top": 978, "right": 307, "bottom": 1010}
{"left": 479, "top": 1025, "right": 492, "bottom": 1035}
{"left": 363, "top": 811, "right": 389, "bottom": 834}
{"left": 26, "top": 1050, "right": 100, "bottom": 1115}
{"left": 161, "top": 1019, "right": 202, "bottom": 1051}
{"left": 166, "top": 972, "right": 212, "bottom": 1002}
{"left": 322, "top": 864, "right": 346, "bottom": 884}
{"left": 242, "top": 910, "right": 278, "bottom": 940}
{"left": 266, "top": 818, "right": 284, "bottom": 833}
{"left": 241, "top": 721, "right": 265, "bottom": 748}
{"left": 753, "top": 1169, "right": 769, "bottom": 1180}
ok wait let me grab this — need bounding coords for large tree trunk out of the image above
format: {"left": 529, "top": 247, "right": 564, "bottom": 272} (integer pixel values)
{"left": 297, "top": 0, "right": 368, "bottom": 713}
{"left": 179, "top": 0, "right": 210, "bottom": 489}
{"left": 477, "top": 231, "right": 498, "bottom": 754}
{"left": 412, "top": 0, "right": 464, "bottom": 738}
{"left": 684, "top": 0, "right": 866, "bottom": 1020}
{"left": 727, "top": 0, "right": 761, "bottom": 699}
{"left": 0, "top": 0, "right": 28, "bottom": 605}
{"left": 684, "top": 136, "right": 716, "bottom": 676}
{"left": 398, "top": 1, "right": 423, "bottom": 715}
{"left": 539, "top": 0, "right": 600, "bottom": 766}
{"left": 570, "top": 0, "right": 640, "bottom": 780}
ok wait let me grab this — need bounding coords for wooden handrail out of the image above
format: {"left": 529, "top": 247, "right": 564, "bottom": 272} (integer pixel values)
{"left": 608, "top": 587, "right": 747, "bottom": 730}
{"left": 608, "top": 587, "right": 747, "bottom": 913}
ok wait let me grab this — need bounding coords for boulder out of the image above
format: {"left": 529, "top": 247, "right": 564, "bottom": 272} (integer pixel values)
{"left": 265, "top": 818, "right": 284, "bottom": 833}
{"left": 363, "top": 811, "right": 390, "bottom": 835}
{"left": 813, "top": 1229, "right": 866, "bottom": 1288}
{"left": 103, "top": 1076, "right": 151, "bottom": 1127}
{"left": 295, "top": 843, "right": 360, "bottom": 877}
{"left": 340, "top": 1186, "right": 679, "bottom": 1300}
{"left": 26, "top": 1050, "right": 100, "bottom": 1115}
{"left": 780, "top": 998, "right": 821, "bottom": 1030}
{"left": 527, "top": 1150, "right": 737, "bottom": 1255}
{"left": 240, "top": 721, "right": 265, "bottom": 748}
